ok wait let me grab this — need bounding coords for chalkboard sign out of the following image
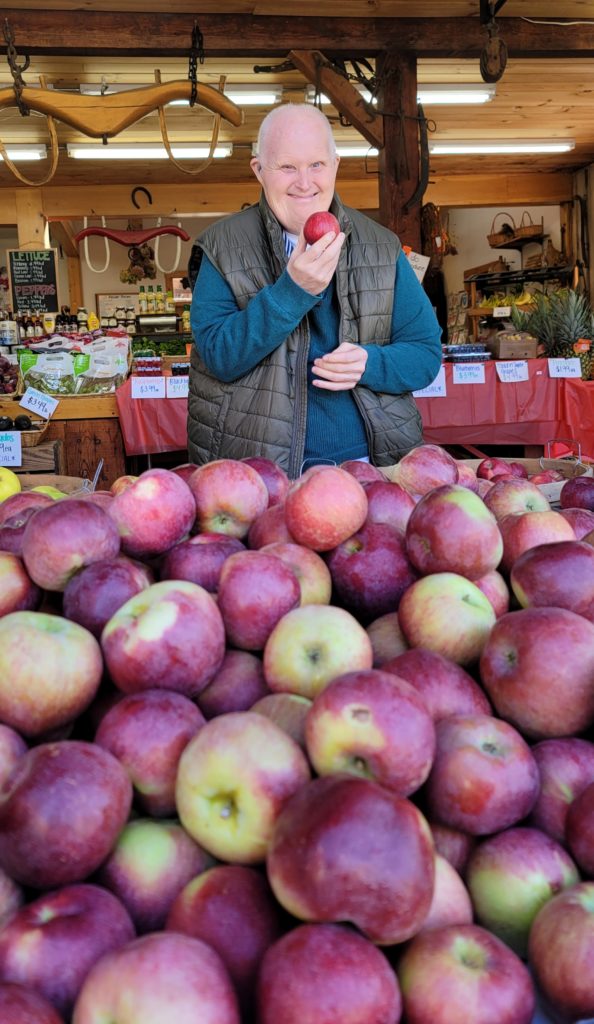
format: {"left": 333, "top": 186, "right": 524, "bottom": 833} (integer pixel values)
{"left": 8, "top": 249, "right": 59, "bottom": 315}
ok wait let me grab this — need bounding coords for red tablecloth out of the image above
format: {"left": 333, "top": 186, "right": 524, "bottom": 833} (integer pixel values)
{"left": 115, "top": 360, "right": 587, "bottom": 458}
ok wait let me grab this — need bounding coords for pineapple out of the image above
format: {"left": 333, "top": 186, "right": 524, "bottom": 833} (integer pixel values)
{"left": 511, "top": 290, "right": 594, "bottom": 378}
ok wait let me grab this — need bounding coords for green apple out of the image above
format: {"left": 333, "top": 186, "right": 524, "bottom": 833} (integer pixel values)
{"left": 30, "top": 485, "right": 67, "bottom": 499}
{"left": 0, "top": 468, "right": 21, "bottom": 503}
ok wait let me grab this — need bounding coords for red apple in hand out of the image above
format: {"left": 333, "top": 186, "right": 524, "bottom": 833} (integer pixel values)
{"left": 303, "top": 211, "right": 340, "bottom": 244}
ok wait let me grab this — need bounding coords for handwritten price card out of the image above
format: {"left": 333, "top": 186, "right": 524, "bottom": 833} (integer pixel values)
{"left": 548, "top": 358, "right": 582, "bottom": 378}
{"left": 0, "top": 432, "right": 22, "bottom": 467}
{"left": 131, "top": 377, "right": 166, "bottom": 399}
{"left": 19, "top": 387, "right": 59, "bottom": 420}
{"left": 452, "top": 363, "right": 486, "bottom": 385}
{"left": 413, "top": 365, "right": 447, "bottom": 398}
{"left": 496, "top": 361, "right": 530, "bottom": 383}
{"left": 166, "top": 376, "right": 189, "bottom": 399}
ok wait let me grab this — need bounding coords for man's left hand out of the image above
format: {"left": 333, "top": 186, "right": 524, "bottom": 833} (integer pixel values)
{"left": 311, "top": 342, "right": 368, "bottom": 391}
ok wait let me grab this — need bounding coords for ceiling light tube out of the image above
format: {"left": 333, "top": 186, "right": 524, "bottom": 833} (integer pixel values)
{"left": 67, "top": 143, "right": 233, "bottom": 159}
{"left": 0, "top": 145, "right": 48, "bottom": 162}
{"left": 418, "top": 84, "right": 496, "bottom": 104}
{"left": 429, "top": 139, "right": 575, "bottom": 154}
{"left": 335, "top": 145, "right": 379, "bottom": 157}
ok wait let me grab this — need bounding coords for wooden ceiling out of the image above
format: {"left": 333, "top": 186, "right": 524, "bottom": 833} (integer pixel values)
{"left": 1, "top": 2, "right": 594, "bottom": 195}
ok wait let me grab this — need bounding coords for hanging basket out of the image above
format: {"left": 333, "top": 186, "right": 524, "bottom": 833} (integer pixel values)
{"left": 514, "top": 210, "right": 544, "bottom": 241}
{"left": 487, "top": 212, "right": 517, "bottom": 246}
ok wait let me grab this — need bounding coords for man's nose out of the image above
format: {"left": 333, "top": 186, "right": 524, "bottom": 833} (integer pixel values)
{"left": 294, "top": 166, "right": 312, "bottom": 188}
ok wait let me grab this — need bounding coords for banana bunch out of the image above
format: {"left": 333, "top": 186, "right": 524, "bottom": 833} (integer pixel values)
{"left": 478, "top": 290, "right": 534, "bottom": 309}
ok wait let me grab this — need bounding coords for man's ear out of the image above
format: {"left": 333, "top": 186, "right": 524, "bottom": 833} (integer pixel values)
{"left": 250, "top": 157, "right": 264, "bottom": 184}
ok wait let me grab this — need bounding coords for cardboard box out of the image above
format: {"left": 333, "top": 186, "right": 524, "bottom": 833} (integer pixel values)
{"left": 488, "top": 335, "right": 539, "bottom": 360}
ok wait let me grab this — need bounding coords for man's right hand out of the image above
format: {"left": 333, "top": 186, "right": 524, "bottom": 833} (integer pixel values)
{"left": 287, "top": 230, "right": 345, "bottom": 295}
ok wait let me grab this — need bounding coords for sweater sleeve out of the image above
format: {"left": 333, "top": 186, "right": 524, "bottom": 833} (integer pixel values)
{"left": 359, "top": 250, "right": 443, "bottom": 394}
{"left": 190, "top": 254, "right": 321, "bottom": 382}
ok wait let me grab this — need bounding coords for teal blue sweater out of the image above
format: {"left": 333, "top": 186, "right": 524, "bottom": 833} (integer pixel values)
{"left": 191, "top": 250, "right": 442, "bottom": 465}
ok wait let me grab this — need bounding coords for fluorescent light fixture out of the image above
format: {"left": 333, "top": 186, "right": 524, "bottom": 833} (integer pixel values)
{"left": 418, "top": 84, "right": 496, "bottom": 104}
{"left": 170, "top": 84, "right": 282, "bottom": 107}
{"left": 79, "top": 83, "right": 138, "bottom": 96}
{"left": 336, "top": 145, "right": 378, "bottom": 157}
{"left": 306, "top": 83, "right": 495, "bottom": 106}
{"left": 67, "top": 143, "right": 233, "bottom": 160}
{"left": 429, "top": 139, "right": 575, "bottom": 154}
{"left": 0, "top": 145, "right": 48, "bottom": 162}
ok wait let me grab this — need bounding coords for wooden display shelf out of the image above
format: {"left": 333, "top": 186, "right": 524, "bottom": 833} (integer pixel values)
{"left": 467, "top": 303, "right": 535, "bottom": 317}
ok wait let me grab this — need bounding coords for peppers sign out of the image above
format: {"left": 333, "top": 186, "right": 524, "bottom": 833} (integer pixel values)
{"left": 8, "top": 249, "right": 59, "bottom": 315}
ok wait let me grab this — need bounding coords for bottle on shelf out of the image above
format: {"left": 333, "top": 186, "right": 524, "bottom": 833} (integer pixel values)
{"left": 125, "top": 306, "right": 136, "bottom": 336}
{"left": 146, "top": 286, "right": 156, "bottom": 314}
{"left": 77, "top": 306, "right": 89, "bottom": 333}
{"left": 155, "top": 284, "right": 165, "bottom": 315}
{"left": 182, "top": 304, "right": 191, "bottom": 334}
{"left": 33, "top": 313, "right": 44, "bottom": 337}
{"left": 138, "top": 285, "right": 148, "bottom": 315}
{"left": 165, "top": 289, "right": 175, "bottom": 315}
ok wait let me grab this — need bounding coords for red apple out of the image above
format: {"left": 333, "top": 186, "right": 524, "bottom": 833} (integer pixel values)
{"left": 473, "top": 568, "right": 510, "bottom": 618}
{"left": 0, "top": 507, "right": 42, "bottom": 557}
{"left": 498, "top": 509, "right": 575, "bottom": 571}
{"left": 71, "top": 932, "right": 241, "bottom": 1023}
{"left": 0, "top": 490, "right": 53, "bottom": 527}
{"left": 284, "top": 465, "right": 368, "bottom": 551}
{"left": 565, "top": 780, "right": 594, "bottom": 875}
{"left": 559, "top": 505, "right": 594, "bottom": 538}
{"left": 466, "top": 826, "right": 579, "bottom": 956}
{"left": 197, "top": 650, "right": 269, "bottom": 719}
{"left": 420, "top": 853, "right": 473, "bottom": 933}
{"left": 0, "top": 740, "right": 132, "bottom": 889}
{"left": 217, "top": 550, "right": 300, "bottom": 650}
{"left": 510, "top": 539, "right": 594, "bottom": 622}
{"left": 98, "top": 818, "right": 210, "bottom": 934}
{"left": 366, "top": 610, "right": 409, "bottom": 666}
{"left": 267, "top": 774, "right": 435, "bottom": 944}
{"left": 0, "top": 982, "right": 64, "bottom": 1024}
{"left": 405, "top": 483, "right": 503, "bottom": 581}
{"left": 390, "top": 443, "right": 458, "bottom": 496}
{"left": 110, "top": 474, "right": 138, "bottom": 496}
{"left": 397, "top": 923, "right": 535, "bottom": 1024}
{"left": 0, "top": 884, "right": 134, "bottom": 1018}
{"left": 170, "top": 462, "right": 197, "bottom": 484}
{"left": 455, "top": 460, "right": 480, "bottom": 492}
{"left": 477, "top": 456, "right": 513, "bottom": 480}
{"left": 167, "top": 865, "right": 282, "bottom": 1011}
{"left": 528, "top": 737, "right": 594, "bottom": 843}
{"left": 560, "top": 474, "right": 594, "bottom": 510}
{"left": 425, "top": 713, "right": 539, "bottom": 835}
{"left": 364, "top": 478, "right": 416, "bottom": 533}
{"left": 340, "top": 458, "right": 386, "bottom": 483}
{"left": 0, "top": 611, "right": 103, "bottom": 737}
{"left": 176, "top": 711, "right": 311, "bottom": 864}
{"left": 250, "top": 693, "right": 312, "bottom": 748}
{"left": 263, "top": 604, "right": 373, "bottom": 699}
{"left": 429, "top": 820, "right": 476, "bottom": 875}
{"left": 483, "top": 477, "right": 550, "bottom": 520}
{"left": 398, "top": 572, "right": 496, "bottom": 666}
{"left": 326, "top": 521, "right": 418, "bottom": 621}
{"left": 63, "top": 556, "right": 153, "bottom": 638}
{"left": 188, "top": 458, "right": 269, "bottom": 538}
{"left": 101, "top": 580, "right": 226, "bottom": 698}
{"left": 95, "top": 688, "right": 205, "bottom": 817}
{"left": 261, "top": 541, "right": 332, "bottom": 605}
{"left": 0, "top": 551, "right": 41, "bottom": 616}
{"left": 241, "top": 456, "right": 290, "bottom": 507}
{"left": 528, "top": 882, "right": 594, "bottom": 1020}
{"left": 159, "top": 533, "right": 244, "bottom": 591}
{"left": 108, "top": 468, "right": 196, "bottom": 559}
{"left": 257, "top": 923, "right": 402, "bottom": 1024}
{"left": 382, "top": 647, "right": 491, "bottom": 721}
{"left": 304, "top": 667, "right": 436, "bottom": 796}
{"left": 476, "top": 478, "right": 495, "bottom": 498}
{"left": 77, "top": 490, "right": 114, "bottom": 510}
{"left": 22, "top": 499, "right": 120, "bottom": 591}
{"left": 303, "top": 210, "right": 340, "bottom": 244}
{"left": 480, "top": 607, "right": 594, "bottom": 738}
{"left": 528, "top": 469, "right": 564, "bottom": 484}
{"left": 247, "top": 503, "right": 296, "bottom": 547}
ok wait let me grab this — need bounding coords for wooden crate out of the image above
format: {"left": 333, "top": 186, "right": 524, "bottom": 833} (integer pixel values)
{"left": 15, "top": 439, "right": 65, "bottom": 475}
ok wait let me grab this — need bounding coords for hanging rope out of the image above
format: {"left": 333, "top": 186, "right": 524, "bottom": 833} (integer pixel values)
{"left": 153, "top": 217, "right": 183, "bottom": 274}
{"left": 156, "top": 69, "right": 225, "bottom": 175}
{"left": 82, "top": 216, "right": 111, "bottom": 274}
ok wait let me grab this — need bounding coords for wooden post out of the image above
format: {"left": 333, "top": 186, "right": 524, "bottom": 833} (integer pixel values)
{"left": 15, "top": 189, "right": 50, "bottom": 249}
{"left": 377, "top": 51, "right": 422, "bottom": 251}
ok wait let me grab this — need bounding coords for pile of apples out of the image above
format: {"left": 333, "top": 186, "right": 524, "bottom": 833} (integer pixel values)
{"left": 1, "top": 445, "right": 594, "bottom": 1024}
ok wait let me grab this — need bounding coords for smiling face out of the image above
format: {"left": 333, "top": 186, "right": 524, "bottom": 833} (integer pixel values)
{"left": 250, "top": 105, "right": 340, "bottom": 235}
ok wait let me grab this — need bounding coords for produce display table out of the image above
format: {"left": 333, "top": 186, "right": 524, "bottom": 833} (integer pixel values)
{"left": 114, "top": 359, "right": 592, "bottom": 459}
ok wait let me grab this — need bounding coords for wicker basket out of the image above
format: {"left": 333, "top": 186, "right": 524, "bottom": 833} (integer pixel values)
{"left": 515, "top": 211, "right": 544, "bottom": 240}
{"left": 487, "top": 212, "right": 516, "bottom": 246}
{"left": 20, "top": 420, "right": 50, "bottom": 447}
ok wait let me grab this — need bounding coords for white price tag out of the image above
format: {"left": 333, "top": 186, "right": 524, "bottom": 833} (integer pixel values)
{"left": 166, "top": 375, "right": 189, "bottom": 399}
{"left": 131, "top": 376, "right": 166, "bottom": 399}
{"left": 496, "top": 360, "right": 530, "bottom": 383}
{"left": 0, "top": 431, "right": 22, "bottom": 467}
{"left": 413, "top": 365, "right": 447, "bottom": 398}
{"left": 452, "top": 363, "right": 486, "bottom": 385}
{"left": 19, "top": 387, "right": 59, "bottom": 420}
{"left": 492, "top": 306, "right": 512, "bottom": 318}
{"left": 548, "top": 357, "right": 582, "bottom": 378}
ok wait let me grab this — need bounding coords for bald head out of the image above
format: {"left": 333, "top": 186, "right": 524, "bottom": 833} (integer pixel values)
{"left": 255, "top": 103, "right": 337, "bottom": 164}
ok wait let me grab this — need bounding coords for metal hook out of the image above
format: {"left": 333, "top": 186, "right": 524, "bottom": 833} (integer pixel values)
{"left": 131, "top": 186, "right": 153, "bottom": 209}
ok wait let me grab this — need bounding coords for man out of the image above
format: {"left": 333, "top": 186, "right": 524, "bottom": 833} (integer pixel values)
{"left": 187, "top": 103, "right": 442, "bottom": 477}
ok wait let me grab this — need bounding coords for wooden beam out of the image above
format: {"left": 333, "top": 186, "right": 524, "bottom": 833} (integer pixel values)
{"left": 288, "top": 50, "right": 383, "bottom": 150}
{"left": 15, "top": 190, "right": 49, "bottom": 249}
{"left": 424, "top": 172, "right": 574, "bottom": 208}
{"left": 378, "top": 52, "right": 421, "bottom": 249}
{"left": 5, "top": 11, "right": 594, "bottom": 57}
{"left": 49, "top": 220, "right": 79, "bottom": 257}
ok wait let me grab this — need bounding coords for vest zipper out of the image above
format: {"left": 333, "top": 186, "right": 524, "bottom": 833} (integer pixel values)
{"left": 288, "top": 320, "right": 310, "bottom": 479}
